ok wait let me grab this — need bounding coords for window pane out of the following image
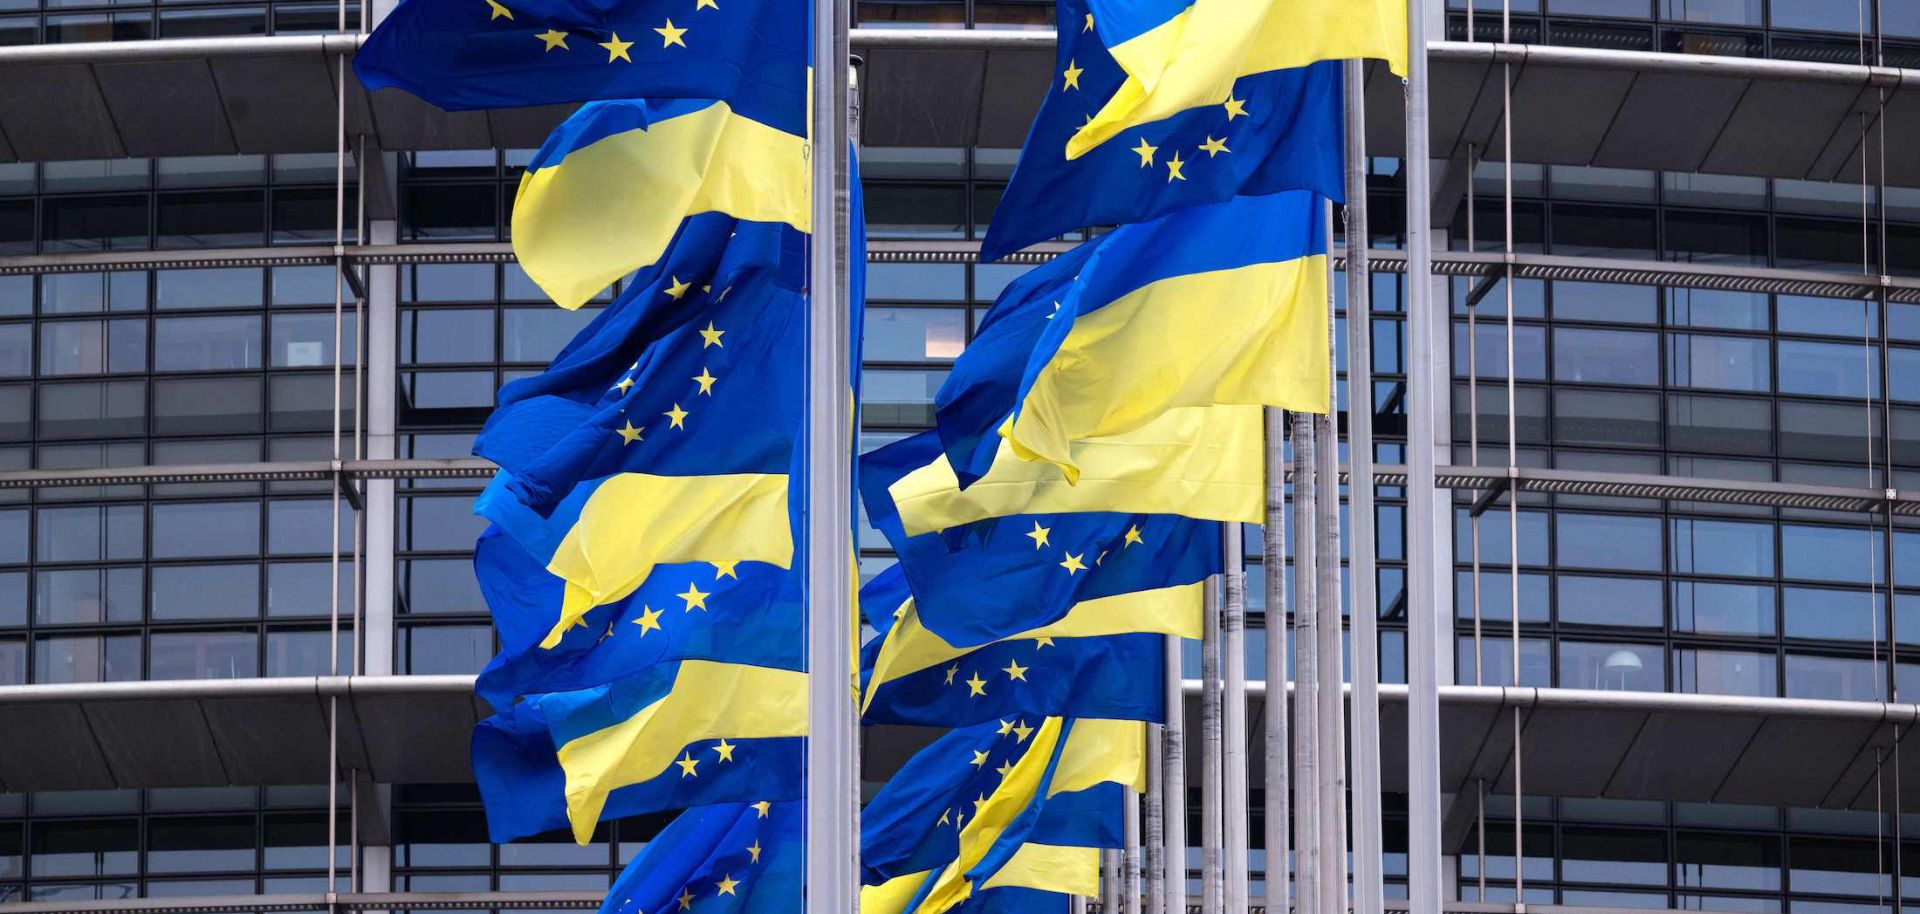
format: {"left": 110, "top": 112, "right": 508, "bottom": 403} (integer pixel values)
{"left": 43, "top": 195, "right": 148, "bottom": 253}
{"left": 36, "top": 505, "right": 143, "bottom": 563}
{"left": 400, "top": 624, "right": 492, "bottom": 674}
{"left": 1672, "top": 581, "right": 1776, "bottom": 637}
{"left": 41, "top": 320, "right": 147, "bottom": 376}
{"left": 155, "top": 190, "right": 265, "bottom": 249}
{"left": 1670, "top": 518, "right": 1774, "bottom": 577}
{"left": 1557, "top": 513, "right": 1662, "bottom": 571}
{"left": 1675, "top": 832, "right": 1781, "bottom": 890}
{"left": 152, "top": 377, "right": 262, "bottom": 436}
{"left": 399, "top": 558, "right": 486, "bottom": 614}
{"left": 155, "top": 268, "right": 261, "bottom": 310}
{"left": 501, "top": 307, "right": 594, "bottom": 364}
{"left": 1554, "top": 281, "right": 1656, "bottom": 324}
{"left": 1553, "top": 328, "right": 1658, "bottom": 385}
{"left": 1560, "top": 641, "right": 1663, "bottom": 691}
{"left": 1668, "top": 288, "right": 1767, "bottom": 330}
{"left": 1555, "top": 389, "right": 1660, "bottom": 448}
{"left": 1452, "top": 571, "right": 1549, "bottom": 624}
{"left": 1452, "top": 322, "right": 1548, "bottom": 379}
{"left": 1674, "top": 647, "right": 1777, "bottom": 696}
{"left": 30, "top": 820, "right": 138, "bottom": 877}
{"left": 151, "top": 564, "right": 259, "bottom": 620}
{"left": 400, "top": 308, "right": 495, "bottom": 364}
{"left": 146, "top": 816, "right": 254, "bottom": 874}
{"left": 1784, "top": 653, "right": 1882, "bottom": 701}
{"left": 1668, "top": 393, "right": 1772, "bottom": 455}
{"left": 265, "top": 629, "right": 350, "bottom": 677}
{"left": 35, "top": 567, "right": 141, "bottom": 625}
{"left": 269, "top": 312, "right": 355, "bottom": 368}
{"left": 38, "top": 380, "right": 146, "bottom": 440}
{"left": 866, "top": 308, "right": 968, "bottom": 362}
{"left": 1783, "top": 587, "right": 1882, "bottom": 642}
{"left": 1668, "top": 334, "right": 1769, "bottom": 391}
{"left": 1778, "top": 340, "right": 1879, "bottom": 398}
{"left": 1558, "top": 575, "right": 1661, "bottom": 627}
{"left": 33, "top": 634, "right": 140, "bottom": 683}
{"left": 151, "top": 502, "right": 260, "bottom": 558}
{"left": 150, "top": 630, "right": 257, "bottom": 680}
{"left": 1782, "top": 524, "right": 1883, "bottom": 584}
{"left": 267, "top": 561, "right": 352, "bottom": 617}
{"left": 1562, "top": 827, "right": 1666, "bottom": 885}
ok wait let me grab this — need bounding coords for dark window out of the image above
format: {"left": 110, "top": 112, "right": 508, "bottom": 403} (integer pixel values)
{"left": 1562, "top": 826, "right": 1667, "bottom": 884}
{"left": 1552, "top": 203, "right": 1656, "bottom": 258}
{"left": 1664, "top": 210, "right": 1768, "bottom": 265}
{"left": 403, "top": 184, "right": 498, "bottom": 241}
{"left": 146, "top": 815, "right": 255, "bottom": 873}
{"left": 42, "top": 195, "right": 148, "bottom": 253}
{"left": 152, "top": 376, "right": 264, "bottom": 436}
{"left": 156, "top": 190, "right": 265, "bottom": 249}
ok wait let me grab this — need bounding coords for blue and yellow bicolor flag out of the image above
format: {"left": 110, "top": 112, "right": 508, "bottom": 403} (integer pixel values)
{"left": 598, "top": 800, "right": 801, "bottom": 914}
{"left": 472, "top": 524, "right": 801, "bottom": 708}
{"left": 979, "top": 0, "right": 1342, "bottom": 261}
{"left": 971, "top": 191, "right": 1330, "bottom": 485}
{"left": 862, "top": 717, "right": 1142, "bottom": 914}
{"left": 1070, "top": 0, "right": 1406, "bottom": 158}
{"left": 509, "top": 99, "right": 809, "bottom": 310}
{"left": 353, "top": 0, "right": 804, "bottom": 128}
{"left": 472, "top": 658, "right": 806, "bottom": 844}
{"left": 862, "top": 430, "right": 1226, "bottom": 648}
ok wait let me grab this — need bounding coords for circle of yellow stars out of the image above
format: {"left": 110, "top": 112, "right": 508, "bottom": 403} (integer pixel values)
{"left": 1052, "top": 15, "right": 1248, "bottom": 185}
{"left": 653, "top": 799, "right": 777, "bottom": 914}
{"left": 488, "top": 0, "right": 718, "bottom": 61}
{"left": 603, "top": 282, "right": 732, "bottom": 450}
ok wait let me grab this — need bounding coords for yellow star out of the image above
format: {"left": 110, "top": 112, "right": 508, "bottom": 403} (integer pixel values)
{"left": 664, "top": 275, "right": 692, "bottom": 300}
{"left": 1166, "top": 152, "right": 1187, "bottom": 182}
{"left": 679, "top": 583, "right": 710, "bottom": 611}
{"left": 1095, "top": 549, "right": 1109, "bottom": 566}
{"left": 714, "top": 875, "right": 738, "bottom": 897}
{"left": 699, "top": 322, "right": 725, "bottom": 348}
{"left": 713, "top": 739, "right": 736, "bottom": 762}
{"left": 616, "top": 421, "right": 644, "bottom": 445}
{"left": 664, "top": 403, "right": 689, "bottom": 429}
{"left": 1200, "top": 135, "right": 1230, "bottom": 157}
{"left": 697, "top": 0, "right": 718, "bottom": 7}
{"left": 974, "top": 793, "right": 988, "bottom": 812}
{"left": 751, "top": 800, "right": 771, "bottom": 818}
{"left": 1003, "top": 659, "right": 1029, "bottom": 681}
{"left": 565, "top": 615, "right": 590, "bottom": 632}
{"left": 1025, "top": 522, "right": 1051, "bottom": 549}
{"left": 953, "top": 811, "right": 965, "bottom": 829}
{"left": 1033, "top": 636, "right": 1055, "bottom": 649}
{"left": 1059, "top": 552, "right": 1087, "bottom": 575}
{"left": 677, "top": 890, "right": 694, "bottom": 911}
{"left": 966, "top": 672, "right": 987, "bottom": 697}
{"left": 1012, "top": 721, "right": 1034, "bottom": 743}
{"left": 1124, "top": 525, "right": 1144, "bottom": 547}
{"left": 676, "top": 752, "right": 700, "bottom": 777}
{"left": 613, "top": 376, "right": 635, "bottom": 394}
{"left": 713, "top": 560, "right": 739, "bottom": 580}
{"left": 944, "top": 665, "right": 959, "bottom": 685}
{"left": 599, "top": 32, "right": 634, "bottom": 62}
{"left": 483, "top": 0, "right": 511, "bottom": 19}
{"left": 971, "top": 749, "right": 990, "bottom": 767}
{"left": 534, "top": 28, "right": 568, "bottom": 50}
{"left": 1083, "top": 11, "right": 1094, "bottom": 30}
{"left": 1223, "top": 94, "right": 1249, "bottom": 120}
{"left": 996, "top": 759, "right": 1015, "bottom": 777}
{"left": 1062, "top": 59, "right": 1084, "bottom": 91}
{"left": 655, "top": 18, "right": 688, "bottom": 47}
{"left": 1131, "top": 137, "right": 1158, "bottom": 167}
{"left": 937, "top": 808, "right": 951, "bottom": 826}
{"left": 746, "top": 840, "right": 762, "bottom": 863}
{"left": 632, "top": 605, "right": 663, "bottom": 636}
{"left": 997, "top": 719, "right": 1016, "bottom": 736}
{"left": 692, "top": 367, "right": 717, "bottom": 395}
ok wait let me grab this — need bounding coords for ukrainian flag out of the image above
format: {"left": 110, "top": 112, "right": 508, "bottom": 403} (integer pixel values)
{"left": 863, "top": 717, "right": 1142, "bottom": 914}
{"left": 472, "top": 524, "right": 800, "bottom": 708}
{"left": 979, "top": 0, "right": 1343, "bottom": 261}
{"left": 1071, "top": 0, "right": 1406, "bottom": 158}
{"left": 859, "top": 564, "right": 1193, "bottom": 727}
{"left": 508, "top": 99, "right": 809, "bottom": 310}
{"left": 473, "top": 658, "right": 806, "bottom": 844}
{"left": 861, "top": 431, "right": 1223, "bottom": 648}
{"left": 597, "top": 800, "right": 801, "bottom": 914}
{"left": 354, "top": 0, "right": 804, "bottom": 131}
{"left": 975, "top": 191, "right": 1330, "bottom": 485}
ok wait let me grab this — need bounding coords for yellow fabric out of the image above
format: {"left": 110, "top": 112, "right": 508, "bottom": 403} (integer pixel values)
{"left": 512, "top": 101, "right": 810, "bottom": 309}
{"left": 890, "top": 404, "right": 1264, "bottom": 537}
{"left": 1069, "top": 0, "right": 1407, "bottom": 158}
{"left": 920, "top": 718, "right": 1067, "bottom": 914}
{"left": 861, "top": 870, "right": 935, "bottom": 914}
{"left": 554, "top": 660, "right": 808, "bottom": 843}
{"left": 1051, "top": 718, "right": 1147, "bottom": 794}
{"left": 543, "top": 473, "right": 792, "bottom": 647}
{"left": 862, "top": 584, "right": 1204, "bottom": 711}
{"left": 1005, "top": 255, "right": 1328, "bottom": 483}
{"left": 979, "top": 844, "right": 1100, "bottom": 895}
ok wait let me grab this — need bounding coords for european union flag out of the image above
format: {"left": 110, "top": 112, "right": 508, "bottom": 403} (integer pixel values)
{"left": 979, "top": 0, "right": 1342, "bottom": 261}
{"left": 354, "top": 0, "right": 804, "bottom": 132}
{"left": 473, "top": 658, "right": 805, "bottom": 844}
{"left": 599, "top": 801, "right": 801, "bottom": 914}
{"left": 859, "top": 566, "right": 1181, "bottom": 728}
{"left": 863, "top": 717, "right": 1140, "bottom": 914}
{"left": 862, "top": 430, "right": 1221, "bottom": 648}
{"left": 473, "top": 524, "right": 800, "bottom": 708}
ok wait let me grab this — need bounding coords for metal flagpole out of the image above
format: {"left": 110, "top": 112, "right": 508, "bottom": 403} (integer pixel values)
{"left": 1125, "top": 784, "right": 1144, "bottom": 914}
{"left": 1165, "top": 636, "right": 1189, "bottom": 912}
{"left": 1260, "top": 408, "right": 1290, "bottom": 914}
{"left": 1343, "top": 56, "right": 1387, "bottom": 914}
{"left": 1289, "top": 407, "right": 1320, "bottom": 914}
{"left": 1313, "top": 224, "right": 1348, "bottom": 914}
{"left": 1147, "top": 724, "right": 1168, "bottom": 914}
{"left": 1222, "top": 523, "right": 1250, "bottom": 914}
{"left": 1403, "top": 0, "right": 1444, "bottom": 907}
{"left": 1104, "top": 850, "right": 1121, "bottom": 914}
{"left": 1202, "top": 578, "right": 1225, "bottom": 914}
{"left": 804, "top": 0, "right": 857, "bottom": 910}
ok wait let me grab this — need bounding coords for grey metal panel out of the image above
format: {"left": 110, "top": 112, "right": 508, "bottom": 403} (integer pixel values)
{"left": 1594, "top": 72, "right": 1750, "bottom": 171}
{"left": 485, "top": 103, "right": 578, "bottom": 151}
{"left": 1362, "top": 58, "right": 1406, "bottom": 161}
{"left": 0, "top": 65, "right": 124, "bottom": 160}
{"left": 366, "top": 87, "right": 494, "bottom": 151}
{"left": 1604, "top": 711, "right": 1763, "bottom": 800}
{"left": 1498, "top": 705, "right": 1649, "bottom": 797}
{"left": 0, "top": 702, "right": 112, "bottom": 791}
{"left": 975, "top": 47, "right": 1051, "bottom": 148}
{"left": 1875, "top": 83, "right": 1920, "bottom": 188}
{"left": 201, "top": 692, "right": 336, "bottom": 786}
{"left": 1502, "top": 65, "right": 1636, "bottom": 166}
{"left": 1438, "top": 702, "right": 1505, "bottom": 791}
{"left": 349, "top": 684, "right": 485, "bottom": 783}
{"left": 860, "top": 47, "right": 986, "bottom": 147}
{"left": 1701, "top": 79, "right": 1865, "bottom": 179}
{"left": 211, "top": 53, "right": 347, "bottom": 153}
{"left": 1715, "top": 716, "right": 1883, "bottom": 808}
{"left": 1431, "top": 56, "right": 1498, "bottom": 161}
{"left": 83, "top": 699, "right": 228, "bottom": 787}
{"left": 93, "top": 60, "right": 238, "bottom": 157}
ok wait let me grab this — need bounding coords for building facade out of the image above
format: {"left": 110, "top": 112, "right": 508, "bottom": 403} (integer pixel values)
{"left": 2, "top": 0, "right": 1920, "bottom": 911}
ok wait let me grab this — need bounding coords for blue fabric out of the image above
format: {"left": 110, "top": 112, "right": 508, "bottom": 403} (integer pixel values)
{"left": 979, "top": 0, "right": 1340, "bottom": 261}
{"left": 859, "top": 720, "right": 1036, "bottom": 886}
{"left": 598, "top": 801, "right": 802, "bottom": 914}
{"left": 860, "top": 628, "right": 1167, "bottom": 728}
{"left": 354, "top": 0, "right": 804, "bottom": 134}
